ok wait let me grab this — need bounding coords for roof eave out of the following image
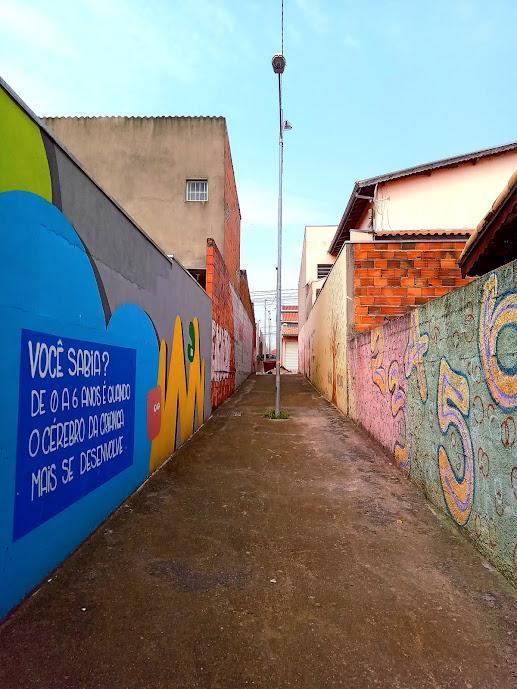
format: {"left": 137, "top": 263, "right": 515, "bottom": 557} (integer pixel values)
{"left": 329, "top": 182, "right": 361, "bottom": 255}
{"left": 460, "top": 171, "right": 517, "bottom": 276}
{"left": 329, "top": 141, "right": 517, "bottom": 256}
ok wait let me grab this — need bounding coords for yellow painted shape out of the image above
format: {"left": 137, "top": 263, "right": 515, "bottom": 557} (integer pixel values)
{"left": 0, "top": 87, "right": 52, "bottom": 200}
{"left": 150, "top": 316, "right": 205, "bottom": 473}
{"left": 394, "top": 443, "right": 410, "bottom": 472}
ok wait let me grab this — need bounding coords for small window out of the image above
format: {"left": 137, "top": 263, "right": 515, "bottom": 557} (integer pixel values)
{"left": 317, "top": 263, "right": 332, "bottom": 279}
{"left": 186, "top": 179, "right": 208, "bottom": 202}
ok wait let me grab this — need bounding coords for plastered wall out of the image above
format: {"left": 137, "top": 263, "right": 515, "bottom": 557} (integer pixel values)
{"left": 45, "top": 114, "right": 227, "bottom": 270}
{"left": 223, "top": 134, "right": 241, "bottom": 291}
{"left": 0, "top": 82, "right": 212, "bottom": 618}
{"left": 348, "top": 259, "right": 517, "bottom": 584}
{"left": 298, "top": 246, "right": 353, "bottom": 415}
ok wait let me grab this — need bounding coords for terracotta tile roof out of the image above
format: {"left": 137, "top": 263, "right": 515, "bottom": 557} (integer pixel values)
{"left": 282, "top": 325, "right": 298, "bottom": 336}
{"left": 282, "top": 311, "right": 298, "bottom": 322}
{"left": 372, "top": 229, "right": 471, "bottom": 239}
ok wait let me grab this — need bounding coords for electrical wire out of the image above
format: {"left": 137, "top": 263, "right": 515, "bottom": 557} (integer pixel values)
{"left": 281, "top": 0, "right": 284, "bottom": 55}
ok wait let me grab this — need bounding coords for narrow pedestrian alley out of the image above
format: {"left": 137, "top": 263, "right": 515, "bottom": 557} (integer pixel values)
{"left": 1, "top": 375, "right": 516, "bottom": 689}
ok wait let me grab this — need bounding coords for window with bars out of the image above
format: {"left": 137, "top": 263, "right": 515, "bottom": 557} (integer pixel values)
{"left": 317, "top": 263, "right": 332, "bottom": 279}
{"left": 186, "top": 179, "right": 208, "bottom": 202}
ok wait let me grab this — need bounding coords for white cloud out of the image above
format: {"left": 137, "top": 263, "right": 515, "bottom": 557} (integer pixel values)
{"left": 0, "top": 1, "right": 78, "bottom": 59}
{"left": 1, "top": 0, "right": 247, "bottom": 113}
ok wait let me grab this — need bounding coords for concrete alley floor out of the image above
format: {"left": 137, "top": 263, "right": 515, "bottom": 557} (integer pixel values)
{"left": 1, "top": 375, "right": 516, "bottom": 689}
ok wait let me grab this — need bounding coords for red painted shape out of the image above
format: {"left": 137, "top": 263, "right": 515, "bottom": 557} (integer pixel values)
{"left": 147, "top": 385, "right": 162, "bottom": 440}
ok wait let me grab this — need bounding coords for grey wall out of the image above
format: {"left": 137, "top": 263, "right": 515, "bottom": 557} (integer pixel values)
{"left": 52, "top": 148, "right": 212, "bottom": 421}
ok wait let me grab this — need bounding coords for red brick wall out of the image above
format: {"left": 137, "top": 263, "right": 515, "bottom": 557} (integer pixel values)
{"left": 206, "top": 239, "right": 235, "bottom": 407}
{"left": 223, "top": 132, "right": 241, "bottom": 292}
{"left": 353, "top": 241, "right": 472, "bottom": 331}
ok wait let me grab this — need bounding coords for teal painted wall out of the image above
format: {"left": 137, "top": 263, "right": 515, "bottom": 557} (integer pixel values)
{"left": 349, "top": 259, "right": 517, "bottom": 585}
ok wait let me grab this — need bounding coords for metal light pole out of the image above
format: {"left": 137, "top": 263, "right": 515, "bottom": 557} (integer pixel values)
{"left": 272, "top": 52, "right": 286, "bottom": 417}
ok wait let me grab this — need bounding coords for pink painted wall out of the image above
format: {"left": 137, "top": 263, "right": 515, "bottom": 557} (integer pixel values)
{"left": 348, "top": 315, "right": 411, "bottom": 471}
{"left": 356, "top": 151, "right": 517, "bottom": 232}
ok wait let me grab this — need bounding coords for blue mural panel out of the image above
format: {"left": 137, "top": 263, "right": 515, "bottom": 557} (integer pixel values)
{"left": 0, "top": 190, "right": 159, "bottom": 618}
{"left": 14, "top": 329, "right": 137, "bottom": 539}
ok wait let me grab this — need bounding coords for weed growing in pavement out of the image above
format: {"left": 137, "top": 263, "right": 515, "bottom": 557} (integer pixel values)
{"left": 264, "top": 409, "right": 289, "bottom": 419}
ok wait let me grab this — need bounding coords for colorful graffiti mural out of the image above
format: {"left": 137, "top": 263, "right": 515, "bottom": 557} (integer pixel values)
{"left": 149, "top": 317, "right": 205, "bottom": 473}
{"left": 437, "top": 359, "right": 474, "bottom": 526}
{"left": 348, "top": 316, "right": 412, "bottom": 473}
{"left": 0, "top": 83, "right": 210, "bottom": 618}
{"left": 479, "top": 273, "right": 517, "bottom": 410}
{"left": 347, "top": 260, "right": 517, "bottom": 584}
{"left": 207, "top": 239, "right": 254, "bottom": 409}
{"left": 404, "top": 310, "right": 429, "bottom": 403}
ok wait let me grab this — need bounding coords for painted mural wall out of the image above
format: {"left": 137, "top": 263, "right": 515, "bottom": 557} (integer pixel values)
{"left": 207, "top": 239, "right": 254, "bottom": 409}
{"left": 0, "top": 82, "right": 212, "bottom": 618}
{"left": 298, "top": 246, "right": 353, "bottom": 415}
{"left": 348, "top": 259, "right": 517, "bottom": 584}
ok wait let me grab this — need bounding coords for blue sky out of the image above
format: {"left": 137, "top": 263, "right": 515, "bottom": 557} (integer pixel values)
{"left": 1, "top": 0, "right": 516, "bottom": 323}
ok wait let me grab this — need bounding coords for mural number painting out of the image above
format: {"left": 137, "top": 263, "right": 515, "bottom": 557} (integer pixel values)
{"left": 14, "top": 329, "right": 136, "bottom": 539}
{"left": 479, "top": 273, "right": 517, "bottom": 410}
{"left": 437, "top": 359, "right": 474, "bottom": 526}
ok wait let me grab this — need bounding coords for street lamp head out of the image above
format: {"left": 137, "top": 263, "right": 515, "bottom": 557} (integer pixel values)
{"left": 272, "top": 53, "right": 286, "bottom": 74}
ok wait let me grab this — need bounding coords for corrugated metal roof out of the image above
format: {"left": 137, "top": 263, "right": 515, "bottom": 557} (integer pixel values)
{"left": 356, "top": 142, "right": 517, "bottom": 188}
{"left": 44, "top": 115, "right": 225, "bottom": 121}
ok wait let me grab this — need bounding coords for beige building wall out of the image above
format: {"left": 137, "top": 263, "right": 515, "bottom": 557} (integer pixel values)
{"left": 297, "top": 225, "right": 336, "bottom": 329}
{"left": 45, "top": 116, "right": 228, "bottom": 269}
{"left": 298, "top": 244, "right": 354, "bottom": 415}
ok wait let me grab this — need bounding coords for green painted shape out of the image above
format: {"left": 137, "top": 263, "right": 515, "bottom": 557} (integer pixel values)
{"left": 187, "top": 321, "right": 196, "bottom": 362}
{"left": 0, "top": 87, "right": 52, "bottom": 200}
